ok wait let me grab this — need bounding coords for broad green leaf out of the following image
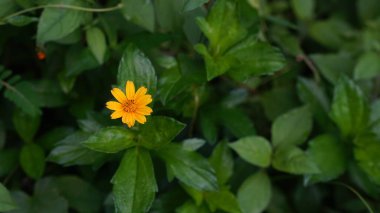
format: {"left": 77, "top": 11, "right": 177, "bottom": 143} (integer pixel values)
{"left": 273, "top": 146, "right": 319, "bottom": 174}
{"left": 0, "top": 183, "right": 16, "bottom": 212}
{"left": 220, "top": 108, "right": 256, "bottom": 138}
{"left": 0, "top": 0, "right": 17, "bottom": 18}
{"left": 65, "top": 46, "right": 99, "bottom": 77}
{"left": 121, "top": 0, "right": 155, "bottom": 32}
{"left": 0, "top": 149, "right": 18, "bottom": 177}
{"left": 310, "top": 53, "right": 354, "bottom": 84}
{"left": 261, "top": 86, "right": 299, "bottom": 121}
{"left": 354, "top": 51, "right": 380, "bottom": 80}
{"left": 272, "top": 106, "right": 312, "bottom": 148}
{"left": 13, "top": 110, "right": 40, "bottom": 143}
{"left": 229, "top": 136, "right": 272, "bottom": 168}
{"left": 33, "top": 178, "right": 69, "bottom": 213}
{"left": 30, "top": 79, "right": 67, "bottom": 108}
{"left": 37, "top": 0, "right": 87, "bottom": 45}
{"left": 19, "top": 143, "right": 45, "bottom": 179}
{"left": 139, "top": 116, "right": 185, "bottom": 149}
{"left": 291, "top": 0, "right": 314, "bottom": 20}
{"left": 297, "top": 78, "right": 332, "bottom": 131}
{"left": 82, "top": 127, "right": 135, "bottom": 153}
{"left": 182, "top": 138, "right": 206, "bottom": 151}
{"left": 117, "top": 44, "right": 157, "bottom": 93}
{"left": 156, "top": 144, "right": 218, "bottom": 191}
{"left": 305, "top": 134, "right": 347, "bottom": 184}
{"left": 37, "top": 127, "right": 74, "bottom": 150}
{"left": 199, "top": 109, "right": 218, "bottom": 144}
{"left": 112, "top": 147, "right": 157, "bottom": 213}
{"left": 206, "top": 189, "right": 241, "bottom": 213}
{"left": 48, "top": 132, "right": 107, "bottom": 166}
{"left": 155, "top": 0, "right": 184, "bottom": 32}
{"left": 354, "top": 134, "right": 380, "bottom": 185}
{"left": 176, "top": 201, "right": 209, "bottom": 213}
{"left": 184, "top": 0, "right": 208, "bottom": 11}
{"left": 86, "top": 27, "right": 107, "bottom": 64}
{"left": 209, "top": 141, "right": 234, "bottom": 185}
{"left": 197, "top": 0, "right": 246, "bottom": 56}
{"left": 181, "top": 184, "right": 204, "bottom": 206}
{"left": 330, "top": 77, "right": 369, "bottom": 138}
{"left": 226, "top": 39, "right": 286, "bottom": 81}
{"left": 4, "top": 81, "right": 41, "bottom": 117}
{"left": 55, "top": 176, "right": 103, "bottom": 213}
{"left": 309, "top": 19, "right": 351, "bottom": 49}
{"left": 237, "top": 171, "right": 271, "bottom": 213}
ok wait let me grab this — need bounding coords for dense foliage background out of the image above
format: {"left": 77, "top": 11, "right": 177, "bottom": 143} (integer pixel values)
{"left": 1, "top": 0, "right": 380, "bottom": 212}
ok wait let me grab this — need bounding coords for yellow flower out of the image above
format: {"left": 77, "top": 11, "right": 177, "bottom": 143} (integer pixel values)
{"left": 106, "top": 81, "right": 153, "bottom": 127}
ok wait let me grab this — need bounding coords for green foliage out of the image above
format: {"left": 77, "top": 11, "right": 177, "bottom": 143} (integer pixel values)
{"left": 1, "top": 0, "right": 380, "bottom": 212}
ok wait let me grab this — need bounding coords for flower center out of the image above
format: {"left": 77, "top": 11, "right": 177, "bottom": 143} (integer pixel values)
{"left": 123, "top": 100, "right": 137, "bottom": 113}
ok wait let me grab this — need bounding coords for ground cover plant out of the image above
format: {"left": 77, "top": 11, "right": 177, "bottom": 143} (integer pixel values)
{"left": 1, "top": 0, "right": 380, "bottom": 212}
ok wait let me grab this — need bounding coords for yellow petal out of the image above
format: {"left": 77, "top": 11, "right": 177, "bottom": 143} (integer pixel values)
{"left": 129, "top": 113, "right": 136, "bottom": 127}
{"left": 134, "top": 86, "right": 147, "bottom": 99}
{"left": 136, "top": 106, "right": 153, "bottom": 115}
{"left": 135, "top": 113, "right": 147, "bottom": 124}
{"left": 111, "top": 88, "right": 127, "bottom": 103}
{"left": 136, "top": 95, "right": 152, "bottom": 106}
{"left": 126, "top": 81, "right": 135, "bottom": 100}
{"left": 106, "top": 101, "right": 122, "bottom": 110}
{"left": 111, "top": 111, "right": 124, "bottom": 119}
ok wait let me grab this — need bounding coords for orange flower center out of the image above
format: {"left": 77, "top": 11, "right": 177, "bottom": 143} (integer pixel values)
{"left": 123, "top": 100, "right": 137, "bottom": 112}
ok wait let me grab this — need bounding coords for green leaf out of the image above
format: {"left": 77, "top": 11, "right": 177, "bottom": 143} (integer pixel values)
{"left": 305, "top": 134, "right": 347, "bottom": 184}
{"left": 156, "top": 144, "right": 218, "bottom": 191}
{"left": 184, "top": 0, "right": 208, "bottom": 11}
{"left": 237, "top": 171, "right": 271, "bottom": 213}
{"left": 309, "top": 19, "right": 351, "bottom": 49}
{"left": 121, "top": 0, "right": 155, "bottom": 32}
{"left": 19, "top": 143, "right": 45, "bottom": 179}
{"left": 273, "top": 146, "right": 319, "bottom": 174}
{"left": 65, "top": 46, "right": 99, "bottom": 77}
{"left": 197, "top": 0, "right": 246, "bottom": 56}
{"left": 0, "top": 0, "right": 17, "bottom": 18}
{"left": 206, "top": 189, "right": 241, "bottom": 213}
{"left": 13, "top": 110, "right": 40, "bottom": 143}
{"left": 82, "top": 126, "right": 135, "bottom": 153}
{"left": 176, "top": 201, "right": 209, "bottom": 213}
{"left": 4, "top": 81, "right": 41, "bottom": 117}
{"left": 291, "top": 0, "right": 314, "bottom": 20}
{"left": 48, "top": 132, "right": 107, "bottom": 166}
{"left": 330, "top": 77, "right": 369, "bottom": 138}
{"left": 117, "top": 44, "right": 157, "bottom": 93}
{"left": 357, "top": 0, "right": 380, "bottom": 22}
{"left": 230, "top": 136, "right": 272, "bottom": 168}
{"left": 139, "top": 116, "right": 185, "bottom": 149}
{"left": 354, "top": 51, "right": 380, "bottom": 80}
{"left": 182, "top": 138, "right": 206, "bottom": 151}
{"left": 354, "top": 134, "right": 380, "bottom": 185}
{"left": 86, "top": 27, "right": 107, "bottom": 64}
{"left": 0, "top": 149, "right": 19, "bottom": 177}
{"left": 181, "top": 184, "right": 204, "bottom": 206}
{"left": 33, "top": 178, "right": 69, "bottom": 213}
{"left": 31, "top": 79, "right": 67, "bottom": 108}
{"left": 6, "top": 15, "right": 38, "bottom": 27}
{"left": 209, "top": 141, "right": 234, "bottom": 185}
{"left": 0, "top": 183, "right": 16, "bottom": 212}
{"left": 219, "top": 107, "right": 256, "bottom": 138}
{"left": 226, "top": 39, "right": 286, "bottom": 81}
{"left": 112, "top": 147, "right": 157, "bottom": 213}
{"left": 36, "top": 0, "right": 87, "bottom": 45}
{"left": 272, "top": 106, "right": 312, "bottom": 148}
{"left": 310, "top": 53, "right": 354, "bottom": 84}
{"left": 0, "top": 121, "right": 5, "bottom": 149}
{"left": 55, "top": 176, "right": 103, "bottom": 213}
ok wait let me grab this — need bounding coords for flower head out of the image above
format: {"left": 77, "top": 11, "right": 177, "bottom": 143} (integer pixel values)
{"left": 106, "top": 81, "right": 153, "bottom": 127}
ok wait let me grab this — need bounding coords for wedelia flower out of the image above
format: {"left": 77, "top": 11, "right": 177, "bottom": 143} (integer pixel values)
{"left": 106, "top": 81, "right": 153, "bottom": 127}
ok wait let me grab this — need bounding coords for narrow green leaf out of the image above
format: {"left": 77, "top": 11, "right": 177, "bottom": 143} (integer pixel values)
{"left": 305, "top": 134, "right": 346, "bottom": 184}
{"left": 37, "top": 0, "right": 87, "bottom": 45}
{"left": 272, "top": 106, "right": 312, "bottom": 148}
{"left": 182, "top": 138, "right": 206, "bottom": 151}
{"left": 121, "top": 0, "right": 155, "bottom": 32}
{"left": 273, "top": 146, "right": 319, "bottom": 174}
{"left": 237, "top": 171, "right": 271, "bottom": 213}
{"left": 6, "top": 15, "right": 38, "bottom": 26}
{"left": 117, "top": 44, "right": 157, "bottom": 93}
{"left": 139, "top": 116, "right": 185, "bottom": 149}
{"left": 13, "top": 110, "right": 40, "bottom": 143}
{"left": 291, "top": 0, "right": 314, "bottom": 20}
{"left": 0, "top": 183, "right": 16, "bottom": 212}
{"left": 206, "top": 189, "right": 241, "bottom": 213}
{"left": 330, "top": 77, "right": 369, "bottom": 138}
{"left": 86, "top": 27, "right": 107, "bottom": 64}
{"left": 156, "top": 144, "right": 218, "bottom": 191}
{"left": 112, "top": 147, "right": 157, "bottom": 213}
{"left": 230, "top": 136, "right": 272, "bottom": 168}
{"left": 4, "top": 81, "right": 41, "bottom": 117}
{"left": 209, "top": 141, "right": 234, "bottom": 185}
{"left": 20, "top": 143, "right": 45, "bottom": 179}
{"left": 82, "top": 127, "right": 135, "bottom": 153}
{"left": 354, "top": 51, "right": 380, "bottom": 80}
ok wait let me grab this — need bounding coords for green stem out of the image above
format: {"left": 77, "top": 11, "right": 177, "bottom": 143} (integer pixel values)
{"left": 1, "top": 3, "right": 123, "bottom": 22}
